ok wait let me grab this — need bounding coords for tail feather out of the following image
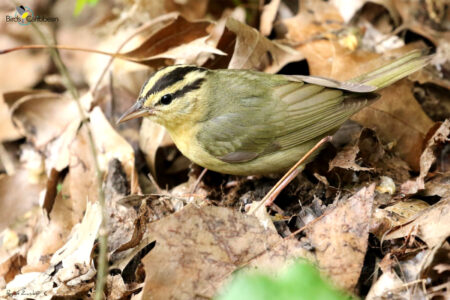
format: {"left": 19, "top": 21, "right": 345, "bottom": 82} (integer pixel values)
{"left": 348, "top": 49, "right": 432, "bottom": 90}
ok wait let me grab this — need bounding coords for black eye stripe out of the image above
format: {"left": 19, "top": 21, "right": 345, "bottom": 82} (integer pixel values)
{"left": 154, "top": 78, "right": 205, "bottom": 106}
{"left": 172, "top": 78, "right": 205, "bottom": 100}
{"left": 144, "top": 66, "right": 206, "bottom": 99}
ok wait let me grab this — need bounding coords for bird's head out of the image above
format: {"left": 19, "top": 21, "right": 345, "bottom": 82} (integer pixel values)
{"left": 118, "top": 65, "right": 208, "bottom": 130}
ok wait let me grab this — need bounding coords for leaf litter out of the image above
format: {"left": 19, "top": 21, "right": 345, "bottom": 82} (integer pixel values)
{"left": 0, "top": 0, "right": 449, "bottom": 299}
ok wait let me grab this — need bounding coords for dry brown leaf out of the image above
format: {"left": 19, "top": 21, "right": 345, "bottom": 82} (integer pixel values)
{"left": 5, "top": 91, "right": 79, "bottom": 150}
{"left": 0, "top": 33, "right": 48, "bottom": 98}
{"left": 394, "top": 0, "right": 450, "bottom": 46}
{"left": 69, "top": 107, "right": 137, "bottom": 206}
{"left": 306, "top": 184, "right": 375, "bottom": 291}
{"left": 331, "top": 0, "right": 400, "bottom": 24}
{"left": 329, "top": 144, "right": 372, "bottom": 171}
{"left": 424, "top": 173, "right": 450, "bottom": 198}
{"left": 366, "top": 268, "right": 409, "bottom": 300}
{"left": 138, "top": 0, "right": 208, "bottom": 20}
{"left": 225, "top": 18, "right": 304, "bottom": 72}
{"left": 400, "top": 120, "right": 450, "bottom": 195}
{"left": 0, "top": 253, "right": 26, "bottom": 284}
{"left": 248, "top": 238, "right": 314, "bottom": 274}
{"left": 107, "top": 274, "right": 141, "bottom": 300}
{"left": 284, "top": 0, "right": 344, "bottom": 50}
{"left": 288, "top": 8, "right": 433, "bottom": 170}
{"left": 384, "top": 198, "right": 450, "bottom": 248}
{"left": 260, "top": 0, "right": 281, "bottom": 36}
{"left": 368, "top": 240, "right": 449, "bottom": 299}
{"left": 284, "top": 1, "right": 434, "bottom": 170}
{"left": 371, "top": 199, "right": 430, "bottom": 239}
{"left": 329, "top": 128, "right": 389, "bottom": 181}
{"left": 357, "top": 128, "right": 386, "bottom": 165}
{"left": 140, "top": 204, "right": 311, "bottom": 299}
{"left": 0, "top": 208, "right": 40, "bottom": 274}
{"left": 1, "top": 90, "right": 53, "bottom": 144}
{"left": 205, "top": 16, "right": 304, "bottom": 72}
{"left": 0, "top": 98, "right": 21, "bottom": 142}
{"left": 23, "top": 174, "right": 83, "bottom": 273}
{"left": 352, "top": 76, "right": 434, "bottom": 171}
{"left": 284, "top": 3, "right": 434, "bottom": 169}
{"left": 410, "top": 62, "right": 450, "bottom": 91}
{"left": 68, "top": 124, "right": 101, "bottom": 206}
{"left": 90, "top": 107, "right": 136, "bottom": 186}
{"left": 45, "top": 117, "right": 80, "bottom": 172}
{"left": 139, "top": 117, "right": 174, "bottom": 177}
{"left": 246, "top": 200, "right": 277, "bottom": 232}
{"left": 42, "top": 168, "right": 60, "bottom": 215}
{"left": 121, "top": 14, "right": 224, "bottom": 68}
{"left": 0, "top": 169, "right": 44, "bottom": 232}
{"left": 4, "top": 202, "right": 101, "bottom": 298}
{"left": 104, "top": 160, "right": 140, "bottom": 254}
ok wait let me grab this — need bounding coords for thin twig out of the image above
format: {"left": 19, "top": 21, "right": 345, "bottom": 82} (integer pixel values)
{"left": 21, "top": 17, "right": 108, "bottom": 300}
{"left": 147, "top": 172, "right": 163, "bottom": 194}
{"left": 188, "top": 168, "right": 208, "bottom": 203}
{"left": 285, "top": 213, "right": 326, "bottom": 239}
{"left": 0, "top": 44, "right": 119, "bottom": 58}
{"left": 191, "top": 168, "right": 208, "bottom": 194}
{"left": 252, "top": 136, "right": 332, "bottom": 214}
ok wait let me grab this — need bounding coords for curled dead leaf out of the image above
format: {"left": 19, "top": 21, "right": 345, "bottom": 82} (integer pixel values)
{"left": 394, "top": 0, "right": 450, "bottom": 46}
{"left": 329, "top": 144, "right": 372, "bottom": 171}
{"left": 226, "top": 18, "right": 304, "bottom": 72}
{"left": 121, "top": 14, "right": 224, "bottom": 68}
{"left": 400, "top": 119, "right": 450, "bottom": 195}
{"left": 384, "top": 198, "right": 450, "bottom": 248}
{"left": 205, "top": 17, "right": 304, "bottom": 72}
{"left": 371, "top": 199, "right": 430, "bottom": 239}
{"left": 4, "top": 91, "right": 79, "bottom": 150}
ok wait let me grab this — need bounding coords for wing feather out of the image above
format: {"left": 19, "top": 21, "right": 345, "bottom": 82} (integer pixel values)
{"left": 196, "top": 71, "right": 376, "bottom": 163}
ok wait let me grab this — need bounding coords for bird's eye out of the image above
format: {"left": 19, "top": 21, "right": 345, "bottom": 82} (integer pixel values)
{"left": 160, "top": 94, "right": 173, "bottom": 105}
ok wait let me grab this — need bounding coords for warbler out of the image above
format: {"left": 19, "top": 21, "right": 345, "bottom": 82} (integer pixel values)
{"left": 118, "top": 50, "right": 430, "bottom": 176}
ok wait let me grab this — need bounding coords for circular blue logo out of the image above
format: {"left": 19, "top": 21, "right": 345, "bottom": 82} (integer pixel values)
{"left": 14, "top": 6, "right": 34, "bottom": 26}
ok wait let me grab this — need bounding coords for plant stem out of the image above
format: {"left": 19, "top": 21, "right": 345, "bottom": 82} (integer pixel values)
{"left": 30, "top": 22, "right": 108, "bottom": 300}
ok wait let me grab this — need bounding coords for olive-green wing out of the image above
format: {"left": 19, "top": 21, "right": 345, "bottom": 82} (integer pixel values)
{"left": 196, "top": 96, "right": 286, "bottom": 163}
{"left": 196, "top": 72, "right": 376, "bottom": 163}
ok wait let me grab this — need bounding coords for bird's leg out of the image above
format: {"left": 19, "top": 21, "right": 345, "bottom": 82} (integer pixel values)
{"left": 190, "top": 168, "right": 208, "bottom": 196}
{"left": 263, "top": 169, "right": 301, "bottom": 207}
{"left": 261, "top": 136, "right": 332, "bottom": 207}
{"left": 187, "top": 168, "right": 208, "bottom": 203}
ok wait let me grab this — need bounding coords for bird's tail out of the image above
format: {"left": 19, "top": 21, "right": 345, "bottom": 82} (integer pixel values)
{"left": 349, "top": 49, "right": 432, "bottom": 90}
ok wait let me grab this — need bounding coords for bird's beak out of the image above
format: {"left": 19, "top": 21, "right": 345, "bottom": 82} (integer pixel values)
{"left": 117, "top": 102, "right": 154, "bottom": 124}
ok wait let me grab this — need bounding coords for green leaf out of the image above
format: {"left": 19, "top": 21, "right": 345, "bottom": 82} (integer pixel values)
{"left": 74, "top": 0, "right": 99, "bottom": 16}
{"left": 56, "top": 183, "right": 63, "bottom": 194}
{"left": 216, "top": 261, "right": 353, "bottom": 300}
